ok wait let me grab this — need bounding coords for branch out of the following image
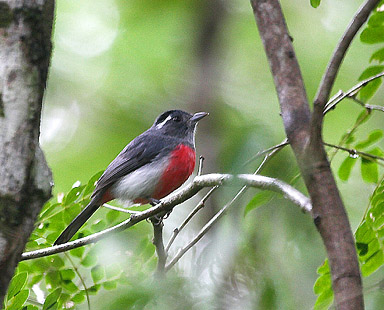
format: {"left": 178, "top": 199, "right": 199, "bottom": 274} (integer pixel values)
{"left": 314, "top": 0, "right": 380, "bottom": 111}
{"left": 324, "top": 71, "right": 384, "bottom": 114}
{"left": 243, "top": 138, "right": 289, "bottom": 167}
{"left": 324, "top": 142, "right": 384, "bottom": 163}
{"left": 150, "top": 219, "right": 166, "bottom": 276}
{"left": 251, "top": 0, "right": 366, "bottom": 308}
{"left": 21, "top": 173, "right": 311, "bottom": 261}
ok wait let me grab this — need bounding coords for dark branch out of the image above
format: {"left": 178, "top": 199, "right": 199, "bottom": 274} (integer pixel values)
{"left": 151, "top": 219, "right": 167, "bottom": 276}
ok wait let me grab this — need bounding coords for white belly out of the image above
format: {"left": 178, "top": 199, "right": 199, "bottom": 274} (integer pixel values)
{"left": 109, "top": 155, "right": 168, "bottom": 204}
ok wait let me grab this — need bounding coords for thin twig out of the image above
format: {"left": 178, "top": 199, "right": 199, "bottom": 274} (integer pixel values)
{"left": 197, "top": 156, "right": 205, "bottom": 176}
{"left": 348, "top": 96, "right": 384, "bottom": 113}
{"left": 243, "top": 138, "right": 289, "bottom": 167}
{"left": 324, "top": 72, "right": 384, "bottom": 114}
{"left": 165, "top": 186, "right": 219, "bottom": 253}
{"left": 21, "top": 173, "right": 311, "bottom": 261}
{"left": 324, "top": 142, "right": 384, "bottom": 163}
{"left": 314, "top": 0, "right": 380, "bottom": 110}
{"left": 64, "top": 253, "right": 90, "bottom": 310}
{"left": 102, "top": 203, "right": 141, "bottom": 214}
{"left": 329, "top": 110, "right": 371, "bottom": 162}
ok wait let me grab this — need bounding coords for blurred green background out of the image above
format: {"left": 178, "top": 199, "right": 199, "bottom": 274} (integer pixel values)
{"left": 40, "top": 0, "right": 384, "bottom": 309}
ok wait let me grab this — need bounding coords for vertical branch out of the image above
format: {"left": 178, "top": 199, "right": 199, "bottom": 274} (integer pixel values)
{"left": 0, "top": 0, "right": 54, "bottom": 303}
{"left": 151, "top": 219, "right": 167, "bottom": 276}
{"left": 250, "top": 1, "right": 365, "bottom": 309}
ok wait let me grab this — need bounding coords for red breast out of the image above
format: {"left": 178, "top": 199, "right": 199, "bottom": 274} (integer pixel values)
{"left": 133, "top": 144, "right": 196, "bottom": 204}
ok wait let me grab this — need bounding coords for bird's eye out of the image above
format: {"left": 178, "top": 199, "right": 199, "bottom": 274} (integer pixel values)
{"left": 172, "top": 116, "right": 181, "bottom": 122}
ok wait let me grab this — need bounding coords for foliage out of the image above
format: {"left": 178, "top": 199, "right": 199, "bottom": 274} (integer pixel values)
{"left": 314, "top": 177, "right": 384, "bottom": 309}
{"left": 2, "top": 172, "right": 158, "bottom": 309}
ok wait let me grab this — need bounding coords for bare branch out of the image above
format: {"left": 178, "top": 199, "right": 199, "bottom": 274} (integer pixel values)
{"left": 150, "top": 219, "right": 167, "bottom": 276}
{"left": 21, "top": 173, "right": 311, "bottom": 261}
{"left": 324, "top": 142, "right": 384, "bottom": 163}
{"left": 324, "top": 71, "right": 384, "bottom": 114}
{"left": 314, "top": 0, "right": 380, "bottom": 111}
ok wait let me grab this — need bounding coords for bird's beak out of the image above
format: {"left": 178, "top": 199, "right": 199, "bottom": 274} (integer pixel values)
{"left": 190, "top": 112, "right": 209, "bottom": 123}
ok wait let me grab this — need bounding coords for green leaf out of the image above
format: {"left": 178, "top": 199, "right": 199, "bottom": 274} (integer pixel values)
{"left": 81, "top": 253, "right": 98, "bottom": 267}
{"left": 83, "top": 171, "right": 103, "bottom": 197}
{"left": 88, "top": 284, "right": 101, "bottom": 295}
{"left": 43, "top": 288, "right": 61, "bottom": 310}
{"left": 314, "top": 287, "right": 333, "bottom": 310}
{"left": 90, "top": 219, "right": 107, "bottom": 232}
{"left": 106, "top": 209, "right": 120, "bottom": 224}
{"left": 355, "top": 130, "right": 383, "bottom": 149}
{"left": 62, "top": 280, "right": 79, "bottom": 293}
{"left": 360, "top": 157, "right": 378, "bottom": 183}
{"left": 358, "top": 66, "right": 384, "bottom": 101}
{"left": 72, "top": 291, "right": 86, "bottom": 303}
{"left": 7, "top": 272, "right": 28, "bottom": 300}
{"left": 355, "top": 110, "right": 371, "bottom": 125}
{"left": 60, "top": 269, "right": 76, "bottom": 281}
{"left": 63, "top": 185, "right": 85, "bottom": 206}
{"left": 23, "top": 305, "right": 39, "bottom": 310}
{"left": 69, "top": 246, "right": 85, "bottom": 259}
{"left": 91, "top": 265, "right": 105, "bottom": 283}
{"left": 367, "top": 11, "right": 384, "bottom": 27}
{"left": 103, "top": 280, "right": 118, "bottom": 290}
{"left": 310, "top": 0, "right": 321, "bottom": 8}
{"left": 46, "top": 270, "right": 60, "bottom": 287}
{"left": 338, "top": 156, "right": 357, "bottom": 181}
{"left": 244, "top": 191, "right": 273, "bottom": 216}
{"left": 360, "top": 26, "right": 384, "bottom": 44}
{"left": 7, "top": 289, "right": 29, "bottom": 310}
{"left": 370, "top": 47, "right": 384, "bottom": 63}
{"left": 313, "top": 260, "right": 333, "bottom": 310}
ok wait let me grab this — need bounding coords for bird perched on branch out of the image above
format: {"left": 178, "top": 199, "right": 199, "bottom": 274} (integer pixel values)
{"left": 54, "top": 110, "right": 208, "bottom": 245}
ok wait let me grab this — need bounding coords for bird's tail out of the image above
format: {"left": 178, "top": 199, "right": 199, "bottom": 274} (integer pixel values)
{"left": 54, "top": 200, "right": 100, "bottom": 245}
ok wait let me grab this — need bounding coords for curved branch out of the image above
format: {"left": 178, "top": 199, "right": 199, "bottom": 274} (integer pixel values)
{"left": 21, "top": 173, "right": 311, "bottom": 261}
{"left": 313, "top": 0, "right": 380, "bottom": 111}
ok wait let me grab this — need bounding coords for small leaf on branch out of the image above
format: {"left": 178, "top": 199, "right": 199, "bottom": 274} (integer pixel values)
{"left": 370, "top": 47, "right": 384, "bottom": 63}
{"left": 355, "top": 129, "right": 383, "bottom": 149}
{"left": 338, "top": 156, "right": 357, "bottom": 181}
{"left": 310, "top": 0, "right": 321, "bottom": 8}
{"left": 42, "top": 288, "right": 62, "bottom": 310}
{"left": 7, "top": 289, "right": 29, "bottom": 310}
{"left": 6, "top": 272, "right": 28, "bottom": 300}
{"left": 244, "top": 191, "right": 273, "bottom": 216}
{"left": 358, "top": 66, "right": 384, "bottom": 101}
{"left": 360, "top": 157, "right": 378, "bottom": 183}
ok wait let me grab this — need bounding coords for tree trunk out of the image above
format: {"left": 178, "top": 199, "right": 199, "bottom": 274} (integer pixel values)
{"left": 250, "top": 0, "right": 365, "bottom": 309}
{"left": 0, "top": 0, "right": 54, "bottom": 303}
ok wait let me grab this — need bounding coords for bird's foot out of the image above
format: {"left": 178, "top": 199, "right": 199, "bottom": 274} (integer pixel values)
{"left": 149, "top": 198, "right": 161, "bottom": 206}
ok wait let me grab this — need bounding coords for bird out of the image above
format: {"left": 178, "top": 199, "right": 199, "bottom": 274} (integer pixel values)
{"left": 54, "top": 110, "right": 208, "bottom": 245}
